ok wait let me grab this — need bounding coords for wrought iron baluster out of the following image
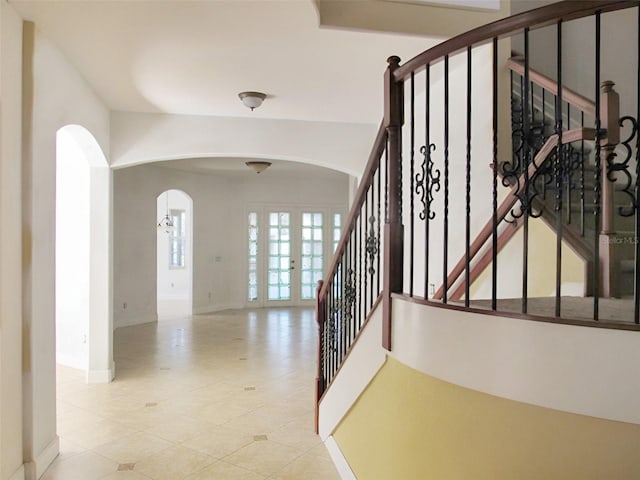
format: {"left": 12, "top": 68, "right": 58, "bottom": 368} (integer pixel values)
{"left": 555, "top": 20, "right": 564, "bottom": 318}
{"left": 363, "top": 196, "right": 368, "bottom": 315}
{"left": 594, "top": 11, "right": 602, "bottom": 321}
{"left": 377, "top": 154, "right": 382, "bottom": 296}
{"left": 566, "top": 102, "right": 572, "bottom": 225}
{"left": 522, "top": 27, "right": 531, "bottom": 314}
{"left": 356, "top": 213, "right": 361, "bottom": 330}
{"left": 636, "top": 5, "right": 640, "bottom": 325}
{"left": 492, "top": 37, "right": 499, "bottom": 311}
{"left": 410, "top": 72, "right": 415, "bottom": 297}
{"left": 443, "top": 54, "right": 450, "bottom": 304}
{"left": 424, "top": 64, "right": 431, "bottom": 299}
{"left": 367, "top": 184, "right": 378, "bottom": 308}
{"left": 581, "top": 111, "right": 586, "bottom": 236}
{"left": 465, "top": 46, "right": 472, "bottom": 307}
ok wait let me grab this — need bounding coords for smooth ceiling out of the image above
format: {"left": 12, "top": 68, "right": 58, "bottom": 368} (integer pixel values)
{"left": 11, "top": 0, "right": 439, "bottom": 124}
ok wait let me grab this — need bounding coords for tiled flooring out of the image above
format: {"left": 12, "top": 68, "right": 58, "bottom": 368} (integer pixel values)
{"left": 47, "top": 308, "right": 340, "bottom": 480}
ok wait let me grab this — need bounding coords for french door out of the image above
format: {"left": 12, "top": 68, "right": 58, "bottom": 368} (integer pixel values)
{"left": 247, "top": 206, "right": 342, "bottom": 307}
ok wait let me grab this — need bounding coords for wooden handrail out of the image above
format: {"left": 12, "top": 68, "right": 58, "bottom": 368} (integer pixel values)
{"left": 318, "top": 123, "right": 387, "bottom": 301}
{"left": 434, "top": 127, "right": 596, "bottom": 300}
{"left": 394, "top": 1, "right": 639, "bottom": 81}
{"left": 449, "top": 216, "right": 525, "bottom": 301}
{"left": 506, "top": 57, "right": 596, "bottom": 118}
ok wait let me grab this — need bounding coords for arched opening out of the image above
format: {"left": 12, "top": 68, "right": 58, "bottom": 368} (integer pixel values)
{"left": 55, "top": 125, "right": 113, "bottom": 383}
{"left": 157, "top": 189, "right": 193, "bottom": 318}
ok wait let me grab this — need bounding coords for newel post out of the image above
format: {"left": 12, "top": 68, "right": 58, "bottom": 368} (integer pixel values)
{"left": 600, "top": 80, "right": 620, "bottom": 235}
{"left": 598, "top": 81, "right": 620, "bottom": 298}
{"left": 382, "top": 56, "right": 404, "bottom": 351}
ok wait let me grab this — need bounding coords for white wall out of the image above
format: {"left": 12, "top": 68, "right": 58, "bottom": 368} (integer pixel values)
{"left": 0, "top": 4, "right": 25, "bottom": 479}
{"left": 56, "top": 129, "right": 90, "bottom": 371}
{"left": 114, "top": 164, "right": 349, "bottom": 327}
{"left": 512, "top": 3, "right": 638, "bottom": 129}
{"left": 401, "top": 43, "right": 511, "bottom": 298}
{"left": 156, "top": 189, "right": 193, "bottom": 317}
{"left": 22, "top": 22, "right": 111, "bottom": 477}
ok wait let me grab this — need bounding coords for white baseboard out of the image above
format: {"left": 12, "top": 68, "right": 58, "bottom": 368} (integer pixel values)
{"left": 87, "top": 364, "right": 114, "bottom": 384}
{"left": 8, "top": 464, "right": 25, "bottom": 480}
{"left": 114, "top": 314, "right": 157, "bottom": 329}
{"left": 325, "top": 436, "right": 356, "bottom": 480}
{"left": 35, "top": 436, "right": 59, "bottom": 479}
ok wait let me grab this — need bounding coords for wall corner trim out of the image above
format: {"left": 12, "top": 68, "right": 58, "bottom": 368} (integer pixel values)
{"left": 324, "top": 436, "right": 357, "bottom": 480}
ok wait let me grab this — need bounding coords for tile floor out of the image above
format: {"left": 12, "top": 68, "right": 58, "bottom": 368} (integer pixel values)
{"left": 46, "top": 308, "right": 340, "bottom": 480}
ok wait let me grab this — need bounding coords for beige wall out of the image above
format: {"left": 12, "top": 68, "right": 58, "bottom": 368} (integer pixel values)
{"left": 334, "top": 356, "right": 640, "bottom": 479}
{"left": 0, "top": 3, "right": 24, "bottom": 479}
{"left": 21, "top": 20, "right": 111, "bottom": 478}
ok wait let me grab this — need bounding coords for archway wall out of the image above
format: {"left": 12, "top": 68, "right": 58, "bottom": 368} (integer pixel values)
{"left": 114, "top": 163, "right": 349, "bottom": 328}
{"left": 115, "top": 165, "right": 238, "bottom": 328}
{"left": 110, "top": 111, "right": 378, "bottom": 178}
{"left": 21, "top": 21, "right": 111, "bottom": 477}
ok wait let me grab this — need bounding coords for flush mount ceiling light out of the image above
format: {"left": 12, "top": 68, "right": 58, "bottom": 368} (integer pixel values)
{"left": 245, "top": 161, "right": 272, "bottom": 174}
{"left": 238, "top": 91, "right": 266, "bottom": 111}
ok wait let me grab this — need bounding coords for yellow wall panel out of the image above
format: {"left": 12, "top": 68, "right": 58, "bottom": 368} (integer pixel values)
{"left": 334, "top": 357, "right": 640, "bottom": 479}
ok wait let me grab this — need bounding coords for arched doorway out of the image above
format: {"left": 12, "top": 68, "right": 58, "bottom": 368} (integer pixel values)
{"left": 157, "top": 189, "right": 193, "bottom": 318}
{"left": 55, "top": 125, "right": 113, "bottom": 383}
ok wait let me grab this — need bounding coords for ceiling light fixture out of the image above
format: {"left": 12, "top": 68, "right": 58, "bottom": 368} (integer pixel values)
{"left": 245, "top": 161, "right": 272, "bottom": 174}
{"left": 238, "top": 91, "right": 266, "bottom": 111}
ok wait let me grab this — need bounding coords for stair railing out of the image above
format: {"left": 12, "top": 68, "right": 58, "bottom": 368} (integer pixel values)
{"left": 315, "top": 124, "right": 387, "bottom": 414}
{"left": 317, "top": 0, "right": 640, "bottom": 426}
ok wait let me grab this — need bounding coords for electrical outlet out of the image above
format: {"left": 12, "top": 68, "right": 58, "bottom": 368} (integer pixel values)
{"left": 123, "top": 302, "right": 127, "bottom": 310}
{"left": 428, "top": 284, "right": 435, "bottom": 298}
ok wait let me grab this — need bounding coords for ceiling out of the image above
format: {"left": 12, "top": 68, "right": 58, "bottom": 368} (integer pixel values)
{"left": 152, "top": 156, "right": 350, "bottom": 180}
{"left": 10, "top": 0, "right": 509, "bottom": 177}
{"left": 10, "top": 0, "right": 439, "bottom": 124}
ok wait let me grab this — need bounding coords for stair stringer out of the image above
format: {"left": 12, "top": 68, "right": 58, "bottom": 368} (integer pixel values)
{"left": 318, "top": 304, "right": 386, "bottom": 441}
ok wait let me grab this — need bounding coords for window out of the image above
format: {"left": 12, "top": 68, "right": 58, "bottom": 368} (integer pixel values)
{"left": 248, "top": 212, "right": 259, "bottom": 302}
{"left": 169, "top": 209, "right": 186, "bottom": 269}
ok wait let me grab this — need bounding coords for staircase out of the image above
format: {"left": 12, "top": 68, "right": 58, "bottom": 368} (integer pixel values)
{"left": 315, "top": 2, "right": 640, "bottom": 478}
{"left": 507, "top": 57, "right": 637, "bottom": 298}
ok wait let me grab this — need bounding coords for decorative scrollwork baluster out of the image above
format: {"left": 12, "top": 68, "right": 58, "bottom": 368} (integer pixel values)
{"left": 415, "top": 143, "right": 440, "bottom": 221}
{"left": 607, "top": 116, "right": 638, "bottom": 216}
{"left": 365, "top": 216, "right": 378, "bottom": 275}
{"left": 328, "top": 269, "right": 357, "bottom": 352}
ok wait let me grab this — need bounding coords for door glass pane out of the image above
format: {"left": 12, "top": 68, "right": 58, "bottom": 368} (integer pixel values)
{"left": 333, "top": 213, "right": 342, "bottom": 252}
{"left": 247, "top": 212, "right": 259, "bottom": 301}
{"left": 169, "top": 209, "right": 186, "bottom": 269}
{"left": 268, "top": 212, "right": 291, "bottom": 300}
{"left": 301, "top": 211, "right": 323, "bottom": 300}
